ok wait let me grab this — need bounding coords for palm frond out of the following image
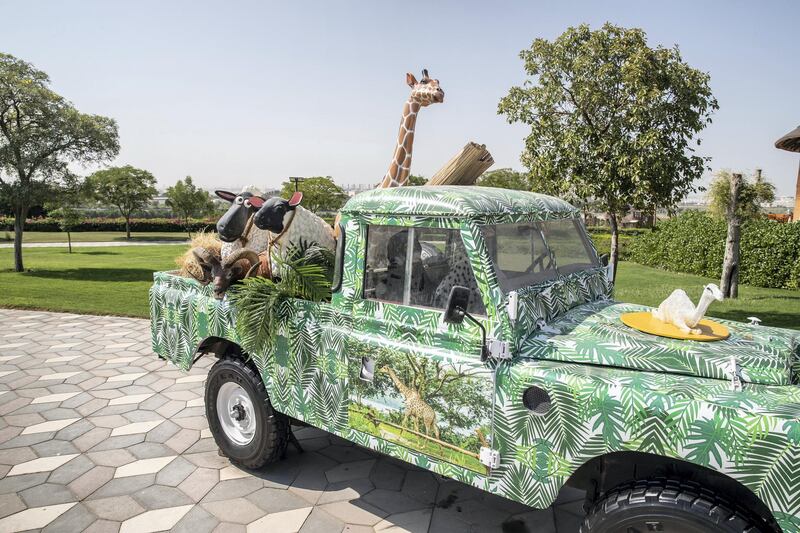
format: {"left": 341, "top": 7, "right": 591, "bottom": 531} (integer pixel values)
{"left": 228, "top": 241, "right": 333, "bottom": 359}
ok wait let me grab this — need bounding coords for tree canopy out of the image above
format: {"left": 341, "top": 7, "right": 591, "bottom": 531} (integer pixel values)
{"left": 477, "top": 168, "right": 528, "bottom": 190}
{"left": 498, "top": 23, "right": 718, "bottom": 274}
{"left": 347, "top": 345, "right": 491, "bottom": 448}
{"left": 407, "top": 174, "right": 428, "bottom": 186}
{"left": 0, "top": 52, "right": 119, "bottom": 270}
{"left": 707, "top": 169, "right": 775, "bottom": 221}
{"left": 279, "top": 176, "right": 348, "bottom": 213}
{"left": 165, "top": 175, "right": 214, "bottom": 225}
{"left": 88, "top": 165, "right": 157, "bottom": 239}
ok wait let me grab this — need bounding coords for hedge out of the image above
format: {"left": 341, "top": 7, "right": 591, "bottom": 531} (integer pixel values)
{"left": 628, "top": 211, "right": 800, "bottom": 289}
{"left": 0, "top": 217, "right": 216, "bottom": 233}
{"left": 586, "top": 227, "right": 644, "bottom": 260}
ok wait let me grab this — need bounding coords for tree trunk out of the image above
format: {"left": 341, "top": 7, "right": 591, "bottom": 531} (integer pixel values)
{"left": 608, "top": 212, "right": 619, "bottom": 283}
{"left": 67, "top": 231, "right": 72, "bottom": 253}
{"left": 125, "top": 216, "right": 131, "bottom": 240}
{"left": 720, "top": 173, "right": 742, "bottom": 299}
{"left": 13, "top": 206, "right": 25, "bottom": 272}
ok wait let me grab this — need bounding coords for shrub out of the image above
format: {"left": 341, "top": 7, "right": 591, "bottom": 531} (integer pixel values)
{"left": 629, "top": 211, "right": 800, "bottom": 289}
{"left": 586, "top": 228, "right": 641, "bottom": 260}
{"left": 790, "top": 257, "right": 800, "bottom": 290}
{"left": 0, "top": 216, "right": 216, "bottom": 233}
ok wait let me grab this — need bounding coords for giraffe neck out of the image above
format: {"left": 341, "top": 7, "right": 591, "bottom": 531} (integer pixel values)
{"left": 380, "top": 100, "right": 421, "bottom": 188}
{"left": 385, "top": 368, "right": 412, "bottom": 398}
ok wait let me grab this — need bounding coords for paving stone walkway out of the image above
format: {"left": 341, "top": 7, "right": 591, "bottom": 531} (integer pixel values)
{"left": 0, "top": 309, "right": 586, "bottom": 532}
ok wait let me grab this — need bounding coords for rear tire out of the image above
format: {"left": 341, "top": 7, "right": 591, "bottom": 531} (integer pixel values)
{"left": 205, "top": 357, "right": 288, "bottom": 469}
{"left": 581, "top": 479, "right": 767, "bottom": 533}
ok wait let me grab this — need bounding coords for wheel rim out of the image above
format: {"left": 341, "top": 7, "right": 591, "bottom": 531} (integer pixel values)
{"left": 216, "top": 381, "right": 256, "bottom": 446}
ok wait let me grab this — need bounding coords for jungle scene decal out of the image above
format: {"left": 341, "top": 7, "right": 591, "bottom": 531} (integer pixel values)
{"left": 347, "top": 342, "right": 492, "bottom": 474}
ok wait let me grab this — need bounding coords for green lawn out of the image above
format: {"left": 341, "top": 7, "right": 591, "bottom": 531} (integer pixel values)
{"left": 0, "top": 245, "right": 183, "bottom": 317}
{"left": 1, "top": 231, "right": 189, "bottom": 243}
{"left": 1, "top": 246, "right": 797, "bottom": 329}
{"left": 615, "top": 263, "right": 800, "bottom": 330}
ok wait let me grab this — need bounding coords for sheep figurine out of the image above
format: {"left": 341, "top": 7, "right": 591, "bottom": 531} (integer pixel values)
{"left": 217, "top": 189, "right": 335, "bottom": 277}
{"left": 651, "top": 283, "right": 724, "bottom": 334}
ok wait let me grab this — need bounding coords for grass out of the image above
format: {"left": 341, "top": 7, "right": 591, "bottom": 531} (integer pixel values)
{"left": 1, "top": 231, "right": 189, "bottom": 243}
{"left": 615, "top": 262, "right": 800, "bottom": 330}
{"left": 0, "top": 245, "right": 183, "bottom": 317}
{"left": 349, "top": 404, "right": 485, "bottom": 472}
{"left": 0, "top": 244, "right": 797, "bottom": 330}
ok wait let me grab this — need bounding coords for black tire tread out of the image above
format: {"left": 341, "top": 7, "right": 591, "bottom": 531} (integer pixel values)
{"left": 206, "top": 357, "right": 289, "bottom": 469}
{"left": 581, "top": 478, "right": 769, "bottom": 533}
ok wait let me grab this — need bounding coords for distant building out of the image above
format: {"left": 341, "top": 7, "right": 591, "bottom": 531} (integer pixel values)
{"left": 152, "top": 194, "right": 170, "bottom": 207}
{"left": 342, "top": 183, "right": 374, "bottom": 197}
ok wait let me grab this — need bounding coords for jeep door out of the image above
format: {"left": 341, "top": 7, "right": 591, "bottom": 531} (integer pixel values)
{"left": 346, "top": 222, "right": 495, "bottom": 475}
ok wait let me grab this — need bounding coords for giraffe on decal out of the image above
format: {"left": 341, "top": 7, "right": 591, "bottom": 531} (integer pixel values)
{"left": 379, "top": 367, "right": 440, "bottom": 440}
{"left": 380, "top": 69, "right": 445, "bottom": 188}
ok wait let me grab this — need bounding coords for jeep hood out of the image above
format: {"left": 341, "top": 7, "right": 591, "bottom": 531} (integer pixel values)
{"left": 518, "top": 301, "right": 800, "bottom": 386}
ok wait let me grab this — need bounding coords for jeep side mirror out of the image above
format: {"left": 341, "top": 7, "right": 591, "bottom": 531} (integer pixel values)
{"left": 444, "top": 286, "right": 471, "bottom": 324}
{"left": 443, "top": 285, "right": 491, "bottom": 362}
{"left": 599, "top": 254, "right": 609, "bottom": 267}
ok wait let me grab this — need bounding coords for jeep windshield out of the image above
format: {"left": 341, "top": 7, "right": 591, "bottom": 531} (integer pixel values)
{"left": 481, "top": 219, "right": 599, "bottom": 293}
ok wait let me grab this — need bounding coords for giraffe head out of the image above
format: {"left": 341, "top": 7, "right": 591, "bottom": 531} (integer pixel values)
{"left": 406, "top": 69, "right": 444, "bottom": 107}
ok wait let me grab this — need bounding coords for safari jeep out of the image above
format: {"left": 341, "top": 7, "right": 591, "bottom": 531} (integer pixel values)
{"left": 150, "top": 186, "right": 800, "bottom": 532}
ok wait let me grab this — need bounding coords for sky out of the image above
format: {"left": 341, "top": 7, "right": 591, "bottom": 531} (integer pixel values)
{"left": 2, "top": 1, "right": 799, "bottom": 196}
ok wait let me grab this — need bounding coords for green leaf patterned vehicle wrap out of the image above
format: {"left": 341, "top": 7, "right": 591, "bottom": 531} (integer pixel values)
{"left": 151, "top": 186, "right": 800, "bottom": 531}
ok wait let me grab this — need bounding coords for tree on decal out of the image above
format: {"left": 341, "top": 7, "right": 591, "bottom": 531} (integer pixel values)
{"left": 348, "top": 345, "right": 491, "bottom": 451}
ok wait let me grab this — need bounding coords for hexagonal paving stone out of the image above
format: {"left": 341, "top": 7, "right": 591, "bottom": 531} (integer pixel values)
{"left": 0, "top": 309, "right": 583, "bottom": 532}
{"left": 247, "top": 506, "right": 312, "bottom": 533}
{"left": 324, "top": 459, "right": 375, "bottom": 484}
{"left": 119, "top": 504, "right": 194, "bottom": 533}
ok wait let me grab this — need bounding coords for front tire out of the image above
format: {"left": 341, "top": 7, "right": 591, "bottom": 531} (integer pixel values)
{"left": 581, "top": 479, "right": 766, "bottom": 533}
{"left": 205, "top": 357, "right": 288, "bottom": 469}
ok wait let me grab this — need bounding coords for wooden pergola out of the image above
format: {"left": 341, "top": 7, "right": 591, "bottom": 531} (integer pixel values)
{"left": 775, "top": 125, "right": 800, "bottom": 221}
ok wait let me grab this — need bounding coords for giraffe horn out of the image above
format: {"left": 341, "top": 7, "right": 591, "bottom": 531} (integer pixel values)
{"left": 421, "top": 68, "right": 429, "bottom": 79}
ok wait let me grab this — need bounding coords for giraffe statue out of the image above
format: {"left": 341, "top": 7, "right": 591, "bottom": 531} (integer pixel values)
{"left": 332, "top": 69, "right": 443, "bottom": 238}
{"left": 379, "top": 367, "right": 440, "bottom": 440}
{"left": 380, "top": 69, "right": 445, "bottom": 188}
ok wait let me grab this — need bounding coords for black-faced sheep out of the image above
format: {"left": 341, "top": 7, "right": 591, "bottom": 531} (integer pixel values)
{"left": 217, "top": 190, "right": 335, "bottom": 276}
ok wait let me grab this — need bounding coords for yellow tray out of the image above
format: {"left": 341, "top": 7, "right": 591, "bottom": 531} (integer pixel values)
{"left": 620, "top": 311, "right": 730, "bottom": 342}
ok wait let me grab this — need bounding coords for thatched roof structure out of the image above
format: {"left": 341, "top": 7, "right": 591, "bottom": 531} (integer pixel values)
{"left": 775, "top": 125, "right": 800, "bottom": 152}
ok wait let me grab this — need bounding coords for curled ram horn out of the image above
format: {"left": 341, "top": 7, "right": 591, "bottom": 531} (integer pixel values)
{"left": 223, "top": 248, "right": 260, "bottom": 277}
{"left": 190, "top": 247, "right": 219, "bottom": 284}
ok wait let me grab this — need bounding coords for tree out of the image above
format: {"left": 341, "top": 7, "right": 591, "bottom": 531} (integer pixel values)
{"left": 88, "top": 165, "right": 157, "bottom": 239}
{"left": 477, "top": 168, "right": 528, "bottom": 190}
{"left": 165, "top": 175, "right": 214, "bottom": 227}
{"left": 707, "top": 169, "right": 775, "bottom": 221}
{"left": 708, "top": 170, "right": 775, "bottom": 299}
{"left": 498, "top": 23, "right": 718, "bottom": 278}
{"left": 719, "top": 173, "right": 742, "bottom": 299}
{"left": 279, "top": 176, "right": 348, "bottom": 213}
{"left": 0, "top": 53, "right": 119, "bottom": 271}
{"left": 407, "top": 174, "right": 428, "bottom": 186}
{"left": 50, "top": 207, "right": 81, "bottom": 253}
{"left": 346, "top": 345, "right": 491, "bottom": 449}
{"left": 46, "top": 175, "right": 90, "bottom": 254}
